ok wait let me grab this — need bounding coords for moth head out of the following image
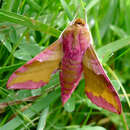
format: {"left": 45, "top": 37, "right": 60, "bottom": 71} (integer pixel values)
{"left": 73, "top": 18, "right": 86, "bottom": 26}
{"left": 62, "top": 18, "right": 87, "bottom": 39}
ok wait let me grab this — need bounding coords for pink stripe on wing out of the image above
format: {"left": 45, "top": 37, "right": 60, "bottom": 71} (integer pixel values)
{"left": 7, "top": 80, "right": 46, "bottom": 89}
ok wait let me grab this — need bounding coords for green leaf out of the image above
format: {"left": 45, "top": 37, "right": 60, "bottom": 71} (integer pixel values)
{"left": 0, "top": 88, "right": 60, "bottom": 130}
{"left": 11, "top": 0, "right": 22, "bottom": 13}
{"left": 3, "top": 40, "right": 12, "bottom": 52}
{"left": 14, "top": 42, "right": 43, "bottom": 61}
{"left": 60, "top": 0, "right": 73, "bottom": 21}
{"left": 99, "top": 0, "right": 117, "bottom": 38}
{"left": 0, "top": 9, "right": 61, "bottom": 37}
{"left": 2, "top": 0, "right": 12, "bottom": 11}
{"left": 81, "top": 126, "right": 106, "bottom": 130}
{"left": 66, "top": 125, "right": 106, "bottom": 130}
{"left": 0, "top": 63, "right": 24, "bottom": 73}
{"left": 97, "top": 36, "right": 130, "bottom": 60}
{"left": 86, "top": 0, "right": 100, "bottom": 12}
{"left": 124, "top": 0, "right": 130, "bottom": 35}
{"left": 31, "top": 88, "right": 42, "bottom": 96}
{"left": 37, "top": 107, "right": 49, "bottom": 130}
{"left": 64, "top": 97, "right": 75, "bottom": 112}
{"left": 27, "top": 0, "right": 42, "bottom": 12}
{"left": 111, "top": 80, "right": 121, "bottom": 92}
{"left": 0, "top": 34, "right": 12, "bottom": 52}
{"left": 9, "top": 26, "right": 17, "bottom": 43}
{"left": 110, "top": 25, "right": 128, "bottom": 38}
{"left": 14, "top": 49, "right": 32, "bottom": 61}
{"left": 19, "top": 42, "right": 43, "bottom": 57}
{"left": 16, "top": 90, "right": 32, "bottom": 100}
{"left": 101, "top": 52, "right": 113, "bottom": 64}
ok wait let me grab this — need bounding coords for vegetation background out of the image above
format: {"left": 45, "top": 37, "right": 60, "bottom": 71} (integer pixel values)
{"left": 0, "top": 0, "right": 129, "bottom": 130}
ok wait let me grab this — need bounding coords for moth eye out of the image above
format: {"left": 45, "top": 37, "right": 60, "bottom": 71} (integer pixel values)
{"left": 76, "top": 22, "right": 83, "bottom": 25}
{"left": 74, "top": 18, "right": 85, "bottom": 26}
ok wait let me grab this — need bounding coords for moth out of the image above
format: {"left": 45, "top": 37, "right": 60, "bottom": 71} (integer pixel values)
{"left": 7, "top": 18, "right": 122, "bottom": 114}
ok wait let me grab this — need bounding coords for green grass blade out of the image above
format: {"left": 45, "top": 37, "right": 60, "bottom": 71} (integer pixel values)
{"left": 86, "top": 0, "right": 100, "bottom": 12}
{"left": 0, "top": 9, "right": 61, "bottom": 37}
{"left": 37, "top": 107, "right": 49, "bottom": 130}
{"left": 2, "top": 0, "right": 12, "bottom": 11}
{"left": 11, "top": 0, "right": 22, "bottom": 13}
{"left": 110, "top": 25, "right": 128, "bottom": 38}
{"left": 27, "top": 0, "right": 42, "bottom": 12}
{"left": 0, "top": 88, "right": 60, "bottom": 130}
{"left": 99, "top": 0, "right": 117, "bottom": 38}
{"left": 60, "top": 0, "right": 73, "bottom": 21}
{"left": 97, "top": 36, "right": 130, "bottom": 59}
{"left": 124, "top": 0, "right": 130, "bottom": 35}
{"left": 0, "top": 63, "right": 24, "bottom": 73}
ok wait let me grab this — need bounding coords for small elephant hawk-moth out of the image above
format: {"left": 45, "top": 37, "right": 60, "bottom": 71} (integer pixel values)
{"left": 7, "top": 18, "right": 122, "bottom": 114}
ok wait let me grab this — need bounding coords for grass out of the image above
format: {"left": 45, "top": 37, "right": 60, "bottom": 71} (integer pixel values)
{"left": 0, "top": 0, "right": 130, "bottom": 130}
